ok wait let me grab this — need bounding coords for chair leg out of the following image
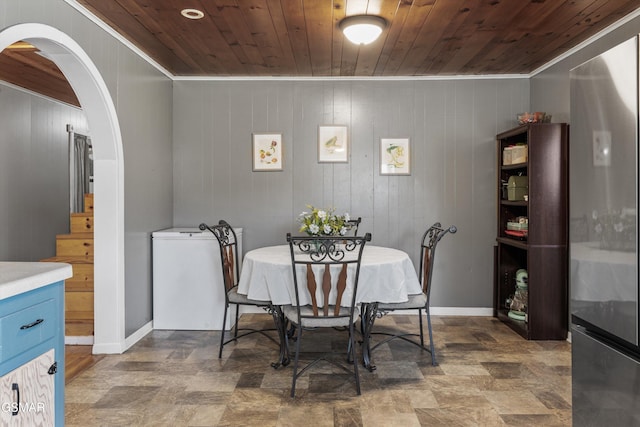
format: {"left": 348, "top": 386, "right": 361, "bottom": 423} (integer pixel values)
{"left": 219, "top": 303, "right": 229, "bottom": 359}
{"left": 346, "top": 333, "right": 354, "bottom": 364}
{"left": 426, "top": 307, "right": 437, "bottom": 366}
{"left": 233, "top": 304, "right": 240, "bottom": 338}
{"left": 290, "top": 326, "right": 302, "bottom": 398}
{"left": 418, "top": 308, "right": 425, "bottom": 348}
{"left": 269, "top": 305, "right": 290, "bottom": 369}
{"left": 350, "top": 322, "right": 361, "bottom": 395}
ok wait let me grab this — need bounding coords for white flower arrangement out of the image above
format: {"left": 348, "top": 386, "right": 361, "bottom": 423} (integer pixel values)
{"left": 298, "top": 205, "right": 351, "bottom": 236}
{"left": 592, "top": 208, "right": 636, "bottom": 251}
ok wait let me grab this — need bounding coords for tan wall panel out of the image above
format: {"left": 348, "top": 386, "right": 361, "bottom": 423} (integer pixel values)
{"left": 56, "top": 237, "right": 94, "bottom": 257}
{"left": 84, "top": 193, "right": 94, "bottom": 212}
{"left": 65, "top": 292, "right": 94, "bottom": 320}
{"left": 68, "top": 262, "right": 94, "bottom": 282}
{"left": 70, "top": 214, "right": 94, "bottom": 233}
{"left": 66, "top": 322, "right": 94, "bottom": 336}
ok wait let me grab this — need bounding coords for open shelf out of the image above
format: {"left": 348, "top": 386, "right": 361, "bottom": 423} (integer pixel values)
{"left": 501, "top": 162, "right": 527, "bottom": 171}
{"left": 500, "top": 200, "right": 527, "bottom": 207}
{"left": 494, "top": 123, "right": 569, "bottom": 340}
{"left": 496, "top": 237, "right": 528, "bottom": 250}
{"left": 496, "top": 309, "right": 528, "bottom": 337}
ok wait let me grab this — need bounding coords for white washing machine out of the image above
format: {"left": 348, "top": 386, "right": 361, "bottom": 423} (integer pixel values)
{"left": 152, "top": 227, "right": 241, "bottom": 330}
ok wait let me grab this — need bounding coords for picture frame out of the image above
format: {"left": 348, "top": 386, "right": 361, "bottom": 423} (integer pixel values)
{"left": 252, "top": 133, "right": 283, "bottom": 171}
{"left": 318, "top": 125, "right": 348, "bottom": 163}
{"left": 380, "top": 138, "right": 411, "bottom": 175}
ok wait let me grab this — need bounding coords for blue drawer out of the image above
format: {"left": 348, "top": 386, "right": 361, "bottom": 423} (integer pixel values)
{"left": 0, "top": 298, "right": 56, "bottom": 363}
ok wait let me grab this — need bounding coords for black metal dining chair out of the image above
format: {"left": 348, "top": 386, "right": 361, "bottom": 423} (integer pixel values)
{"left": 199, "top": 220, "right": 278, "bottom": 358}
{"left": 345, "top": 217, "right": 362, "bottom": 236}
{"left": 365, "top": 222, "right": 456, "bottom": 366}
{"left": 285, "top": 232, "right": 371, "bottom": 397}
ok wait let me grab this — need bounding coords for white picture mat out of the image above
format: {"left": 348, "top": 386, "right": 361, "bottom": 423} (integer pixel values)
{"left": 252, "top": 133, "right": 283, "bottom": 171}
{"left": 318, "top": 125, "right": 348, "bottom": 163}
{"left": 380, "top": 138, "right": 410, "bottom": 175}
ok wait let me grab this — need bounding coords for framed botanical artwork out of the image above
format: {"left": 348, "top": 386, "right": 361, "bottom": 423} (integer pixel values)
{"left": 318, "top": 125, "right": 348, "bottom": 163}
{"left": 380, "top": 138, "right": 410, "bottom": 175}
{"left": 252, "top": 133, "right": 283, "bottom": 171}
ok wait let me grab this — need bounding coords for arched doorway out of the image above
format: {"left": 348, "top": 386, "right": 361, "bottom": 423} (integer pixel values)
{"left": 0, "top": 23, "right": 125, "bottom": 353}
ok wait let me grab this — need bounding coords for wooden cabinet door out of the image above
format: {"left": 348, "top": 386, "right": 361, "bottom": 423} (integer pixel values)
{"left": 0, "top": 349, "right": 55, "bottom": 426}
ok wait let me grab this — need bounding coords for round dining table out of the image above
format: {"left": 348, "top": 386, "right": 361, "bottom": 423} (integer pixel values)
{"left": 237, "top": 244, "right": 422, "bottom": 369}
{"left": 238, "top": 244, "right": 421, "bottom": 305}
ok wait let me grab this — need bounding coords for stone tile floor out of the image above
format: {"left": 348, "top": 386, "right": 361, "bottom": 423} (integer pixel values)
{"left": 65, "top": 314, "right": 571, "bottom": 426}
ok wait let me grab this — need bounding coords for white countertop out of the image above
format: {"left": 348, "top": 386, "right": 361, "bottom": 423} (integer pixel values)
{"left": 0, "top": 262, "right": 72, "bottom": 300}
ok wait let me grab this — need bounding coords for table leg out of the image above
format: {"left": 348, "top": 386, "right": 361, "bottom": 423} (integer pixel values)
{"left": 269, "top": 305, "right": 290, "bottom": 369}
{"left": 361, "top": 302, "right": 378, "bottom": 372}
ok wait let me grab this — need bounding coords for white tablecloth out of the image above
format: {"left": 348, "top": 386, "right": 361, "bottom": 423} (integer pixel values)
{"left": 571, "top": 242, "right": 637, "bottom": 302}
{"left": 237, "top": 245, "right": 422, "bottom": 306}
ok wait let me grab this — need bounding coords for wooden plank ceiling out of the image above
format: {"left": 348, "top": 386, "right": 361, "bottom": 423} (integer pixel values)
{"left": 0, "top": 43, "right": 80, "bottom": 107}
{"left": 1, "top": 0, "right": 639, "bottom": 105}
{"left": 75, "top": 0, "right": 640, "bottom": 76}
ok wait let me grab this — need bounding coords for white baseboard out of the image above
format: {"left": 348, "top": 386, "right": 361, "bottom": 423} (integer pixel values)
{"left": 65, "top": 335, "right": 94, "bottom": 345}
{"left": 91, "top": 321, "right": 152, "bottom": 354}
{"left": 129, "top": 306, "right": 496, "bottom": 356}
{"left": 240, "top": 306, "right": 493, "bottom": 316}
{"left": 116, "top": 308, "right": 564, "bottom": 355}
{"left": 240, "top": 306, "right": 271, "bottom": 314}
{"left": 92, "top": 342, "right": 126, "bottom": 354}
{"left": 123, "top": 321, "right": 153, "bottom": 351}
{"left": 430, "top": 307, "right": 493, "bottom": 316}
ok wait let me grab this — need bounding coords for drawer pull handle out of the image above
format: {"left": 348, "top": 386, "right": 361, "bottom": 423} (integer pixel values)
{"left": 11, "top": 383, "right": 19, "bottom": 416}
{"left": 19, "top": 318, "right": 44, "bottom": 330}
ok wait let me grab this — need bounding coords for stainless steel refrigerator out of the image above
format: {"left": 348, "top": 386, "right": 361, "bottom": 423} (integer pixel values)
{"left": 570, "top": 35, "right": 640, "bottom": 425}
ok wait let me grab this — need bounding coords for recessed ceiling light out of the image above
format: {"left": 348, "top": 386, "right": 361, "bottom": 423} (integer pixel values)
{"left": 181, "top": 8, "right": 204, "bottom": 20}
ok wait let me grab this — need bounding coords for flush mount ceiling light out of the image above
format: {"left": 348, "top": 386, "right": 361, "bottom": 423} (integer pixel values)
{"left": 339, "top": 15, "right": 387, "bottom": 45}
{"left": 181, "top": 8, "right": 205, "bottom": 20}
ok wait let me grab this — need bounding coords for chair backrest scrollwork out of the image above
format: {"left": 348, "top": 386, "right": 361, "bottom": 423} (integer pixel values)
{"left": 287, "top": 233, "right": 371, "bottom": 318}
{"left": 345, "top": 217, "right": 362, "bottom": 236}
{"left": 420, "top": 223, "right": 457, "bottom": 296}
{"left": 199, "top": 221, "right": 240, "bottom": 295}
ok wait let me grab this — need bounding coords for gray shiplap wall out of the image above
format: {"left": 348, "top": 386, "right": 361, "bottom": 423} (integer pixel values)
{"left": 2, "top": 0, "right": 637, "bottom": 327}
{"left": 531, "top": 17, "right": 640, "bottom": 224}
{"left": 2, "top": 0, "right": 174, "bottom": 337}
{"left": 531, "top": 15, "right": 640, "bottom": 123}
{"left": 173, "top": 78, "right": 530, "bottom": 308}
{"left": 0, "top": 85, "right": 87, "bottom": 261}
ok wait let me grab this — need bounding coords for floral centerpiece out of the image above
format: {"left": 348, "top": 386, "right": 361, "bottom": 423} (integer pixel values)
{"left": 592, "top": 208, "right": 636, "bottom": 251}
{"left": 298, "top": 205, "right": 351, "bottom": 236}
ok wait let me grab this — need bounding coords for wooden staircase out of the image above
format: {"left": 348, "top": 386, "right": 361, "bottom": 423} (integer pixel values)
{"left": 42, "top": 193, "right": 94, "bottom": 339}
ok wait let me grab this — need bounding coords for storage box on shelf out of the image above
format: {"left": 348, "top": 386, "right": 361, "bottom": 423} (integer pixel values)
{"left": 494, "top": 123, "right": 569, "bottom": 340}
{"left": 503, "top": 143, "right": 528, "bottom": 165}
{"left": 507, "top": 175, "right": 528, "bottom": 201}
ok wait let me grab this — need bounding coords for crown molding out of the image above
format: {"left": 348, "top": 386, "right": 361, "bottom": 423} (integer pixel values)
{"left": 64, "top": 0, "right": 173, "bottom": 79}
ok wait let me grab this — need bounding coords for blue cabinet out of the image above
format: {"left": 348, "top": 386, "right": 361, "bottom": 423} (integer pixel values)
{"left": 0, "top": 281, "right": 65, "bottom": 425}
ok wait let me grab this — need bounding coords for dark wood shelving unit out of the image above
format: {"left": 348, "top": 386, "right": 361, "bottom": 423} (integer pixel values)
{"left": 494, "top": 123, "right": 569, "bottom": 340}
